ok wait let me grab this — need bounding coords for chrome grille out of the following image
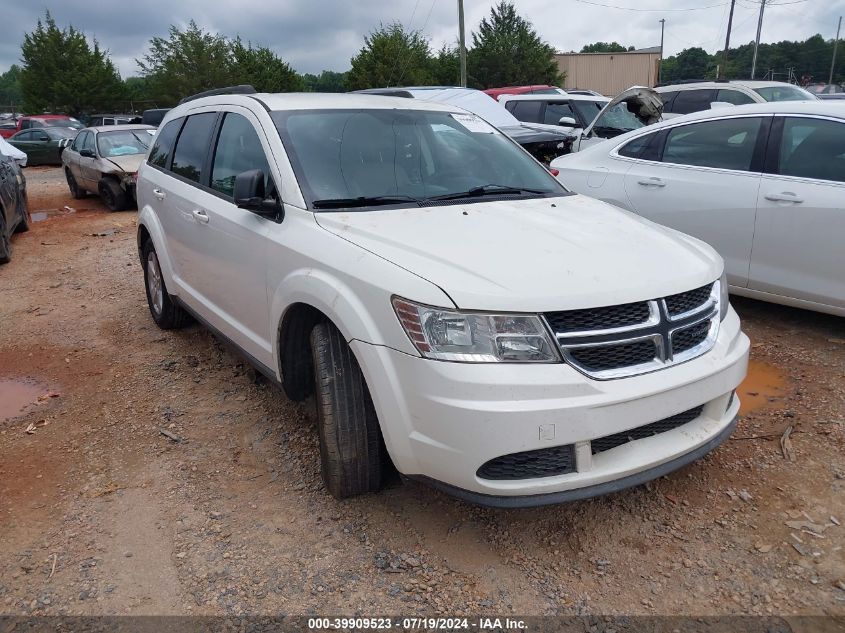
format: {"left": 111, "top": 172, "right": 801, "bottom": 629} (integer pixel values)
{"left": 544, "top": 282, "right": 719, "bottom": 379}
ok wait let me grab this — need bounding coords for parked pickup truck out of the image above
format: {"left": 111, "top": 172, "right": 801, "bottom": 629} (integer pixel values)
{"left": 136, "top": 88, "right": 749, "bottom": 507}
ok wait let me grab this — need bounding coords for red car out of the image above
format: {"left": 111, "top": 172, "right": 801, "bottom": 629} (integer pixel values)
{"left": 483, "top": 85, "right": 562, "bottom": 101}
{"left": 0, "top": 114, "right": 84, "bottom": 139}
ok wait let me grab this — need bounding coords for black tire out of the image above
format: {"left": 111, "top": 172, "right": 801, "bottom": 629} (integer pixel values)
{"left": 141, "top": 239, "right": 191, "bottom": 330}
{"left": 99, "top": 178, "right": 127, "bottom": 212}
{"left": 66, "top": 170, "right": 85, "bottom": 199}
{"left": 310, "top": 321, "right": 384, "bottom": 499}
{"left": 14, "top": 204, "right": 30, "bottom": 234}
{"left": 0, "top": 212, "right": 10, "bottom": 264}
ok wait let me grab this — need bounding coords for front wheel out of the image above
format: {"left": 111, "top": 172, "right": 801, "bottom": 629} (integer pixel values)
{"left": 99, "top": 178, "right": 127, "bottom": 211}
{"left": 141, "top": 239, "right": 191, "bottom": 330}
{"left": 310, "top": 321, "right": 384, "bottom": 499}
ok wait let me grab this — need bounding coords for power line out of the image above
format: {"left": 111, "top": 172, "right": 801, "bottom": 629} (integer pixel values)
{"left": 386, "top": 0, "right": 422, "bottom": 86}
{"left": 572, "top": 0, "right": 729, "bottom": 11}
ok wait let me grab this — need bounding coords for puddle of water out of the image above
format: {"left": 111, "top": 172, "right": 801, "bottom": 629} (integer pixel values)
{"left": 0, "top": 378, "right": 48, "bottom": 423}
{"left": 738, "top": 360, "right": 788, "bottom": 415}
{"left": 30, "top": 207, "right": 78, "bottom": 222}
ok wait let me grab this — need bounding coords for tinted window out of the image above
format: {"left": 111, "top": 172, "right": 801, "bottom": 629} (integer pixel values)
{"left": 716, "top": 89, "right": 755, "bottom": 105}
{"left": 672, "top": 89, "right": 716, "bottom": 115}
{"left": 148, "top": 118, "right": 184, "bottom": 169}
{"left": 778, "top": 117, "right": 845, "bottom": 183}
{"left": 171, "top": 113, "right": 217, "bottom": 183}
{"left": 543, "top": 102, "right": 576, "bottom": 125}
{"left": 511, "top": 101, "right": 543, "bottom": 123}
{"left": 618, "top": 132, "right": 655, "bottom": 159}
{"left": 13, "top": 131, "right": 34, "bottom": 141}
{"left": 659, "top": 91, "right": 679, "bottom": 113}
{"left": 663, "top": 117, "right": 762, "bottom": 171}
{"left": 211, "top": 113, "right": 271, "bottom": 197}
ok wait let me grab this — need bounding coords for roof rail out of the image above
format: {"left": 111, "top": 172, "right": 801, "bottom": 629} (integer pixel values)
{"left": 178, "top": 85, "right": 257, "bottom": 105}
{"left": 655, "top": 78, "right": 730, "bottom": 87}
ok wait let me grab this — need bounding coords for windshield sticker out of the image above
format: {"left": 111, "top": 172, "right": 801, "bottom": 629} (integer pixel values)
{"left": 450, "top": 113, "right": 498, "bottom": 134}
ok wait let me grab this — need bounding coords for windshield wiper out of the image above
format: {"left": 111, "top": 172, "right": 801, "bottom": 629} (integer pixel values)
{"left": 312, "top": 195, "right": 421, "bottom": 209}
{"left": 425, "top": 184, "right": 547, "bottom": 202}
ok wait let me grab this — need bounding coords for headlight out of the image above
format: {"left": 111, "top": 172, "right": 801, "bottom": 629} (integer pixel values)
{"left": 392, "top": 298, "right": 560, "bottom": 363}
{"left": 719, "top": 270, "right": 730, "bottom": 321}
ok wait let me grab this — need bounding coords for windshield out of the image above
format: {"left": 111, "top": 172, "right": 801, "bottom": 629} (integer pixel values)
{"left": 96, "top": 129, "right": 153, "bottom": 157}
{"left": 754, "top": 85, "right": 815, "bottom": 102}
{"left": 272, "top": 109, "right": 564, "bottom": 209}
{"left": 569, "top": 100, "right": 611, "bottom": 126}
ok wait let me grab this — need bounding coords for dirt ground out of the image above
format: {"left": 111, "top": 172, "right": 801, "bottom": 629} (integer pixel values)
{"left": 1, "top": 166, "right": 844, "bottom": 618}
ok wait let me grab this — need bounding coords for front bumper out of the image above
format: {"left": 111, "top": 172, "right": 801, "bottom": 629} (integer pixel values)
{"left": 352, "top": 307, "right": 749, "bottom": 504}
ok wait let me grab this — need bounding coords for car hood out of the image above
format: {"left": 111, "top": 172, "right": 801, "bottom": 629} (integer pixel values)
{"left": 314, "top": 195, "right": 721, "bottom": 312}
{"left": 584, "top": 86, "right": 663, "bottom": 137}
{"left": 102, "top": 154, "right": 144, "bottom": 174}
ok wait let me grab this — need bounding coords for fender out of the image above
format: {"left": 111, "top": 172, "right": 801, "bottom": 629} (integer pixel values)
{"left": 137, "top": 204, "right": 178, "bottom": 293}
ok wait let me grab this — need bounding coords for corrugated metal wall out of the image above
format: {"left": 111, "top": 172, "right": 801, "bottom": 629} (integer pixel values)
{"left": 555, "top": 52, "right": 661, "bottom": 97}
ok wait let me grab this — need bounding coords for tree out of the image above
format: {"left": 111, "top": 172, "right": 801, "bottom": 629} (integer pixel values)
{"left": 431, "top": 45, "right": 460, "bottom": 85}
{"left": 0, "top": 65, "right": 22, "bottom": 107}
{"left": 230, "top": 39, "right": 304, "bottom": 92}
{"left": 20, "top": 12, "right": 125, "bottom": 115}
{"left": 660, "top": 47, "right": 714, "bottom": 82}
{"left": 302, "top": 70, "right": 348, "bottom": 92}
{"left": 138, "top": 21, "right": 233, "bottom": 104}
{"left": 467, "top": 1, "right": 562, "bottom": 88}
{"left": 346, "top": 23, "right": 436, "bottom": 90}
{"left": 581, "top": 42, "right": 631, "bottom": 53}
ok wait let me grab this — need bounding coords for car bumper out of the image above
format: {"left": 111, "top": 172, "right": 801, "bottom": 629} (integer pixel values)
{"left": 352, "top": 307, "right": 749, "bottom": 505}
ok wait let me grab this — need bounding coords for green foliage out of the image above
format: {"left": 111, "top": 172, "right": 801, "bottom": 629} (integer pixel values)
{"left": 302, "top": 70, "right": 348, "bottom": 92}
{"left": 0, "top": 65, "right": 23, "bottom": 107}
{"left": 431, "top": 46, "right": 460, "bottom": 86}
{"left": 661, "top": 35, "right": 843, "bottom": 84}
{"left": 346, "top": 23, "right": 436, "bottom": 90}
{"left": 137, "top": 21, "right": 232, "bottom": 104}
{"left": 231, "top": 39, "right": 304, "bottom": 92}
{"left": 580, "top": 42, "right": 632, "bottom": 53}
{"left": 467, "top": 1, "right": 561, "bottom": 89}
{"left": 20, "top": 12, "right": 125, "bottom": 115}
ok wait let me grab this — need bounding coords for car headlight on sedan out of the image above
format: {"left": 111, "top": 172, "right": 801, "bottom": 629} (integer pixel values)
{"left": 719, "top": 270, "right": 730, "bottom": 321}
{"left": 392, "top": 298, "right": 560, "bottom": 363}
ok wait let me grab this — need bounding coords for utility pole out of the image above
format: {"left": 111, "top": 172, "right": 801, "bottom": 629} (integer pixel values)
{"left": 458, "top": 0, "right": 467, "bottom": 87}
{"left": 658, "top": 18, "right": 666, "bottom": 85}
{"left": 720, "top": 0, "right": 737, "bottom": 79}
{"left": 751, "top": 0, "right": 766, "bottom": 79}
{"left": 831, "top": 16, "right": 842, "bottom": 86}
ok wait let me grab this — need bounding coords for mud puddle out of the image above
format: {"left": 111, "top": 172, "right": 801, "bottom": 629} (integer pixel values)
{"left": 0, "top": 378, "right": 50, "bottom": 423}
{"left": 30, "top": 206, "right": 78, "bottom": 222}
{"left": 738, "top": 360, "right": 788, "bottom": 415}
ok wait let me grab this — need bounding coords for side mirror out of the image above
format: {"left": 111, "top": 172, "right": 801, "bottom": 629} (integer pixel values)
{"left": 79, "top": 148, "right": 95, "bottom": 158}
{"left": 234, "top": 169, "right": 281, "bottom": 219}
{"left": 558, "top": 116, "right": 577, "bottom": 127}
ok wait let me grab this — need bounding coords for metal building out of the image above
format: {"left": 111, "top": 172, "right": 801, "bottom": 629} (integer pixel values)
{"left": 555, "top": 47, "right": 662, "bottom": 97}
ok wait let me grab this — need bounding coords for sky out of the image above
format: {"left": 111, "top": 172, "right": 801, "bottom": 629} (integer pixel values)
{"left": 2, "top": 0, "right": 843, "bottom": 77}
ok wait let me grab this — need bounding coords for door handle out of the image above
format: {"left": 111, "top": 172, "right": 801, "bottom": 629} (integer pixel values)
{"left": 637, "top": 177, "right": 666, "bottom": 187}
{"left": 192, "top": 209, "right": 209, "bottom": 224}
{"left": 764, "top": 191, "right": 803, "bottom": 203}
{"left": 153, "top": 188, "right": 166, "bottom": 200}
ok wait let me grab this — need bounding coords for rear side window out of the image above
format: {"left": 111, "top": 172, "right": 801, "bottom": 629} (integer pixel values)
{"left": 510, "top": 101, "right": 543, "bottom": 124}
{"left": 82, "top": 132, "right": 95, "bottom": 152}
{"left": 716, "top": 89, "right": 755, "bottom": 105}
{"left": 662, "top": 117, "right": 762, "bottom": 171}
{"left": 171, "top": 113, "right": 217, "bottom": 183}
{"left": 777, "top": 117, "right": 845, "bottom": 183}
{"left": 71, "top": 131, "right": 85, "bottom": 151}
{"left": 672, "top": 89, "right": 716, "bottom": 115}
{"left": 618, "top": 132, "right": 655, "bottom": 158}
{"left": 148, "top": 118, "right": 183, "bottom": 169}
{"left": 210, "top": 113, "right": 272, "bottom": 197}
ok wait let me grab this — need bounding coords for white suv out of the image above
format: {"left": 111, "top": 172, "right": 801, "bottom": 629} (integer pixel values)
{"left": 136, "top": 89, "right": 749, "bottom": 507}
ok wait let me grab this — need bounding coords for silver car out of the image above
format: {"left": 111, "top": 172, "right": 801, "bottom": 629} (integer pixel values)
{"left": 62, "top": 124, "right": 156, "bottom": 211}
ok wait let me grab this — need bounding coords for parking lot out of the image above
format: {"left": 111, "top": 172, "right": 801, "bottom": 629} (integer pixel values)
{"left": 0, "top": 166, "right": 844, "bottom": 617}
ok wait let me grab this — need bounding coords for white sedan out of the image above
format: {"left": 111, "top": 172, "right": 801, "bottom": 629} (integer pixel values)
{"left": 551, "top": 101, "right": 845, "bottom": 317}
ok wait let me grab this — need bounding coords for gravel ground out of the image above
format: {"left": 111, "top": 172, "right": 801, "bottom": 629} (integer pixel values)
{"left": 1, "top": 167, "right": 843, "bottom": 617}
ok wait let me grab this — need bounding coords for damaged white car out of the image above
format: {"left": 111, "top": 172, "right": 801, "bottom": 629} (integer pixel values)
{"left": 502, "top": 86, "right": 664, "bottom": 153}
{"left": 62, "top": 124, "right": 156, "bottom": 211}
